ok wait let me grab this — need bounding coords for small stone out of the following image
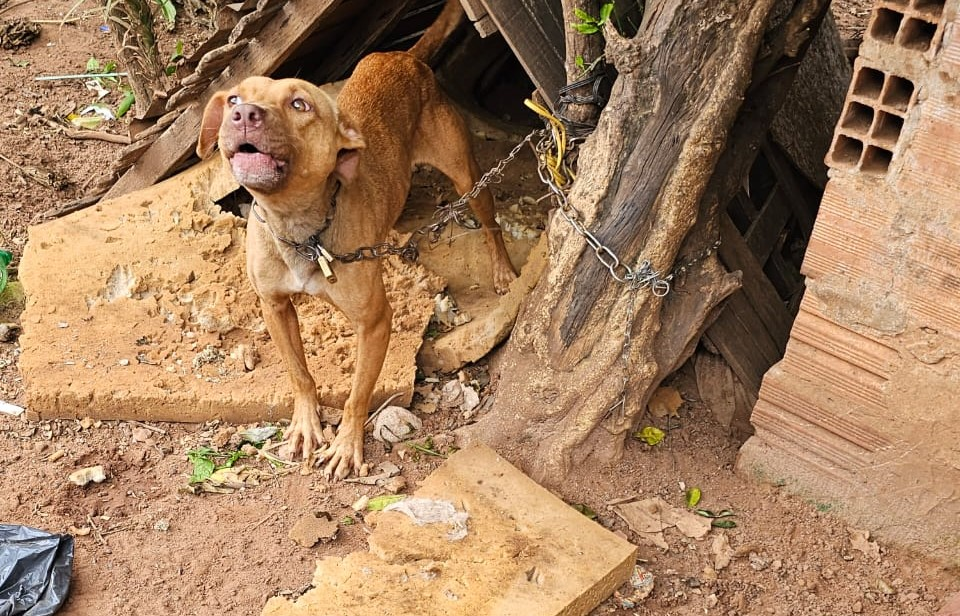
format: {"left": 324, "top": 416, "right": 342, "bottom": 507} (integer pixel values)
{"left": 352, "top": 495, "right": 369, "bottom": 512}
{"left": 240, "top": 443, "right": 258, "bottom": 456}
{"left": 79, "top": 417, "right": 94, "bottom": 430}
{"left": 0, "top": 323, "right": 21, "bottom": 342}
{"left": 372, "top": 407, "right": 421, "bottom": 443}
{"left": 131, "top": 427, "right": 153, "bottom": 443}
{"left": 118, "top": 358, "right": 130, "bottom": 366}
{"left": 68, "top": 465, "right": 107, "bottom": 487}
{"left": 33, "top": 441, "right": 48, "bottom": 454}
{"left": 749, "top": 552, "right": 769, "bottom": 571}
{"left": 47, "top": 450, "right": 65, "bottom": 463}
{"left": 852, "top": 601, "right": 863, "bottom": 613}
{"left": 154, "top": 519, "right": 170, "bottom": 532}
{"left": 382, "top": 476, "right": 407, "bottom": 494}
{"left": 359, "top": 463, "right": 370, "bottom": 477}
{"left": 210, "top": 426, "right": 236, "bottom": 448}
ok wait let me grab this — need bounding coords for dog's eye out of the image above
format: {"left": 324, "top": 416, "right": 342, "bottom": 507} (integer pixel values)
{"left": 291, "top": 98, "right": 311, "bottom": 112}
{"left": 227, "top": 95, "right": 241, "bottom": 106}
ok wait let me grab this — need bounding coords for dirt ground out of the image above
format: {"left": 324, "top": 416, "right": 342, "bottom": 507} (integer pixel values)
{"left": 0, "top": 1, "right": 956, "bottom": 615}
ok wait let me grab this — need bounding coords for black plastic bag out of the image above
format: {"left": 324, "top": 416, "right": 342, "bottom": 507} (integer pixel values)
{"left": 0, "top": 525, "right": 74, "bottom": 616}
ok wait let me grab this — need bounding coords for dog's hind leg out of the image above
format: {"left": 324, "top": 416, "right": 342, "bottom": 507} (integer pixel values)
{"left": 417, "top": 101, "right": 518, "bottom": 294}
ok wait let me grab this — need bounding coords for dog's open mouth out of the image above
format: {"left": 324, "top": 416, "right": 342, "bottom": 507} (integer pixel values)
{"left": 229, "top": 143, "right": 287, "bottom": 189}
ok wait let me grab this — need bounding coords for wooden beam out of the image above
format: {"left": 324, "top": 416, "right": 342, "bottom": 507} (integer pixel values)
{"left": 478, "top": 0, "right": 565, "bottom": 109}
{"left": 311, "top": 0, "right": 416, "bottom": 83}
{"left": 717, "top": 212, "right": 793, "bottom": 353}
{"left": 104, "top": 0, "right": 344, "bottom": 200}
{"left": 473, "top": 15, "right": 499, "bottom": 37}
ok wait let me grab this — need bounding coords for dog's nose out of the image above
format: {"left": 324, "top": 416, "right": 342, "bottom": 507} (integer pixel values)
{"left": 231, "top": 103, "right": 265, "bottom": 130}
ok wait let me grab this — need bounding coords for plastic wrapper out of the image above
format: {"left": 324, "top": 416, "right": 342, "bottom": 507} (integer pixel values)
{"left": 0, "top": 525, "right": 74, "bottom": 616}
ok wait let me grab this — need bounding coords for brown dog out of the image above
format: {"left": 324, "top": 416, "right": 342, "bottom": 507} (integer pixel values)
{"left": 196, "top": 3, "right": 516, "bottom": 478}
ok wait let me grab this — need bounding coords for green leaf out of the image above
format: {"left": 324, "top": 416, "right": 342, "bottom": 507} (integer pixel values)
{"left": 575, "top": 55, "right": 585, "bottom": 71}
{"left": 712, "top": 519, "right": 737, "bottom": 529}
{"left": 155, "top": 0, "right": 176, "bottom": 24}
{"left": 695, "top": 508, "right": 735, "bottom": 519}
{"left": 116, "top": 89, "right": 135, "bottom": 118}
{"left": 367, "top": 494, "right": 407, "bottom": 511}
{"left": 571, "top": 22, "right": 600, "bottom": 34}
{"left": 340, "top": 516, "right": 356, "bottom": 526}
{"left": 103, "top": 60, "right": 117, "bottom": 74}
{"left": 599, "top": 2, "right": 615, "bottom": 24}
{"left": 187, "top": 447, "right": 217, "bottom": 483}
{"left": 573, "top": 7, "right": 593, "bottom": 22}
{"left": 634, "top": 426, "right": 665, "bottom": 446}
{"left": 685, "top": 487, "right": 702, "bottom": 508}
{"left": 86, "top": 57, "right": 100, "bottom": 73}
{"left": 222, "top": 449, "right": 245, "bottom": 468}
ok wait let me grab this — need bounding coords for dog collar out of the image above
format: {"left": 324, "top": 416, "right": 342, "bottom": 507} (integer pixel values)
{"left": 251, "top": 181, "right": 341, "bottom": 283}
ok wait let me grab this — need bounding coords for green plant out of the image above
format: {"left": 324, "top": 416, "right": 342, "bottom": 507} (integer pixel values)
{"left": 570, "top": 2, "right": 615, "bottom": 34}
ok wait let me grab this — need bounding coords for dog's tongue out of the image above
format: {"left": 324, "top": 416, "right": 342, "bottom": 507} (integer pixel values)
{"left": 230, "top": 152, "right": 283, "bottom": 186}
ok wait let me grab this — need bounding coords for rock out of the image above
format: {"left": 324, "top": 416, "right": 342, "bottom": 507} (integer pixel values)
{"left": 288, "top": 513, "right": 339, "bottom": 548}
{"left": 372, "top": 407, "right": 422, "bottom": 443}
{"left": 459, "top": 384, "right": 480, "bottom": 413}
{"left": 68, "top": 465, "right": 107, "bottom": 487}
{"left": 0, "top": 322, "right": 20, "bottom": 342}
{"left": 79, "top": 417, "right": 94, "bottom": 430}
{"left": 439, "top": 380, "right": 463, "bottom": 409}
{"left": 131, "top": 427, "right": 154, "bottom": 443}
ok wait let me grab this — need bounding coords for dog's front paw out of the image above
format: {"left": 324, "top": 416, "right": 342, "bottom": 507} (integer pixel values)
{"left": 284, "top": 404, "right": 326, "bottom": 461}
{"left": 493, "top": 260, "right": 518, "bottom": 295}
{"left": 318, "top": 426, "right": 364, "bottom": 480}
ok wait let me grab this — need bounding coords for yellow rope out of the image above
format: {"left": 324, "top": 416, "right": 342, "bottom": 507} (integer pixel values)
{"left": 523, "top": 99, "right": 574, "bottom": 187}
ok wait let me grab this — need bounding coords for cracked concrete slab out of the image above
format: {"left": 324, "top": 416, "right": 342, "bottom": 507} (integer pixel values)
{"left": 262, "top": 444, "right": 637, "bottom": 616}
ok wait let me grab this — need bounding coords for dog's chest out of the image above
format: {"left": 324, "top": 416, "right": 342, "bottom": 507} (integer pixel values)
{"left": 282, "top": 256, "right": 329, "bottom": 296}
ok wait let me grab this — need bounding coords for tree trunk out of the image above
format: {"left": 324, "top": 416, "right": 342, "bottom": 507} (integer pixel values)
{"left": 559, "top": 0, "right": 603, "bottom": 130}
{"left": 460, "top": 0, "right": 826, "bottom": 486}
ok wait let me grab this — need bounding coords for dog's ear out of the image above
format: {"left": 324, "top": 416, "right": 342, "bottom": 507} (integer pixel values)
{"left": 197, "top": 92, "right": 226, "bottom": 159}
{"left": 334, "top": 120, "right": 366, "bottom": 182}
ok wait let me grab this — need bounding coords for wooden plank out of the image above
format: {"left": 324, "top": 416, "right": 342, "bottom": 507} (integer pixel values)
{"left": 473, "top": 14, "right": 499, "bottom": 37}
{"left": 478, "top": 0, "right": 565, "bottom": 109}
{"left": 718, "top": 212, "right": 793, "bottom": 352}
{"left": 705, "top": 292, "right": 780, "bottom": 393}
{"left": 104, "top": 0, "right": 345, "bottom": 200}
{"left": 311, "top": 0, "right": 415, "bottom": 83}
{"left": 459, "top": 0, "right": 488, "bottom": 21}
{"left": 745, "top": 184, "right": 792, "bottom": 263}
{"left": 761, "top": 139, "right": 817, "bottom": 240}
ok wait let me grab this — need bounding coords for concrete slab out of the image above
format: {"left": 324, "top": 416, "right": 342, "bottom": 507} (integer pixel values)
{"left": 262, "top": 444, "right": 637, "bottom": 616}
{"left": 18, "top": 159, "right": 445, "bottom": 423}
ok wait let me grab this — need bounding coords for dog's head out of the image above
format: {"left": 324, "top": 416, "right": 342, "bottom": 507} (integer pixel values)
{"left": 197, "top": 76, "right": 365, "bottom": 196}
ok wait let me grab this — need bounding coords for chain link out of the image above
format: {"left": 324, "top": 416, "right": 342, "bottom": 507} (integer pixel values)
{"left": 535, "top": 134, "right": 673, "bottom": 296}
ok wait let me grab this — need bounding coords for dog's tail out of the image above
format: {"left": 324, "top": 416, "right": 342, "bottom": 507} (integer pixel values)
{"left": 407, "top": 0, "right": 464, "bottom": 64}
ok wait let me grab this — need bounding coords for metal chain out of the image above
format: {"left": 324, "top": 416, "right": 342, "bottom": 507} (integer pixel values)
{"left": 431, "top": 130, "right": 539, "bottom": 232}
{"left": 269, "top": 132, "right": 540, "bottom": 272}
{"left": 534, "top": 134, "right": 673, "bottom": 296}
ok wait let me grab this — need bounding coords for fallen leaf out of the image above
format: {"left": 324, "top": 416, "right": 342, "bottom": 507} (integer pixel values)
{"left": 614, "top": 497, "right": 710, "bottom": 549}
{"left": 634, "top": 426, "right": 665, "bottom": 446}
{"left": 367, "top": 494, "right": 407, "bottom": 511}
{"left": 685, "top": 487, "right": 702, "bottom": 507}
